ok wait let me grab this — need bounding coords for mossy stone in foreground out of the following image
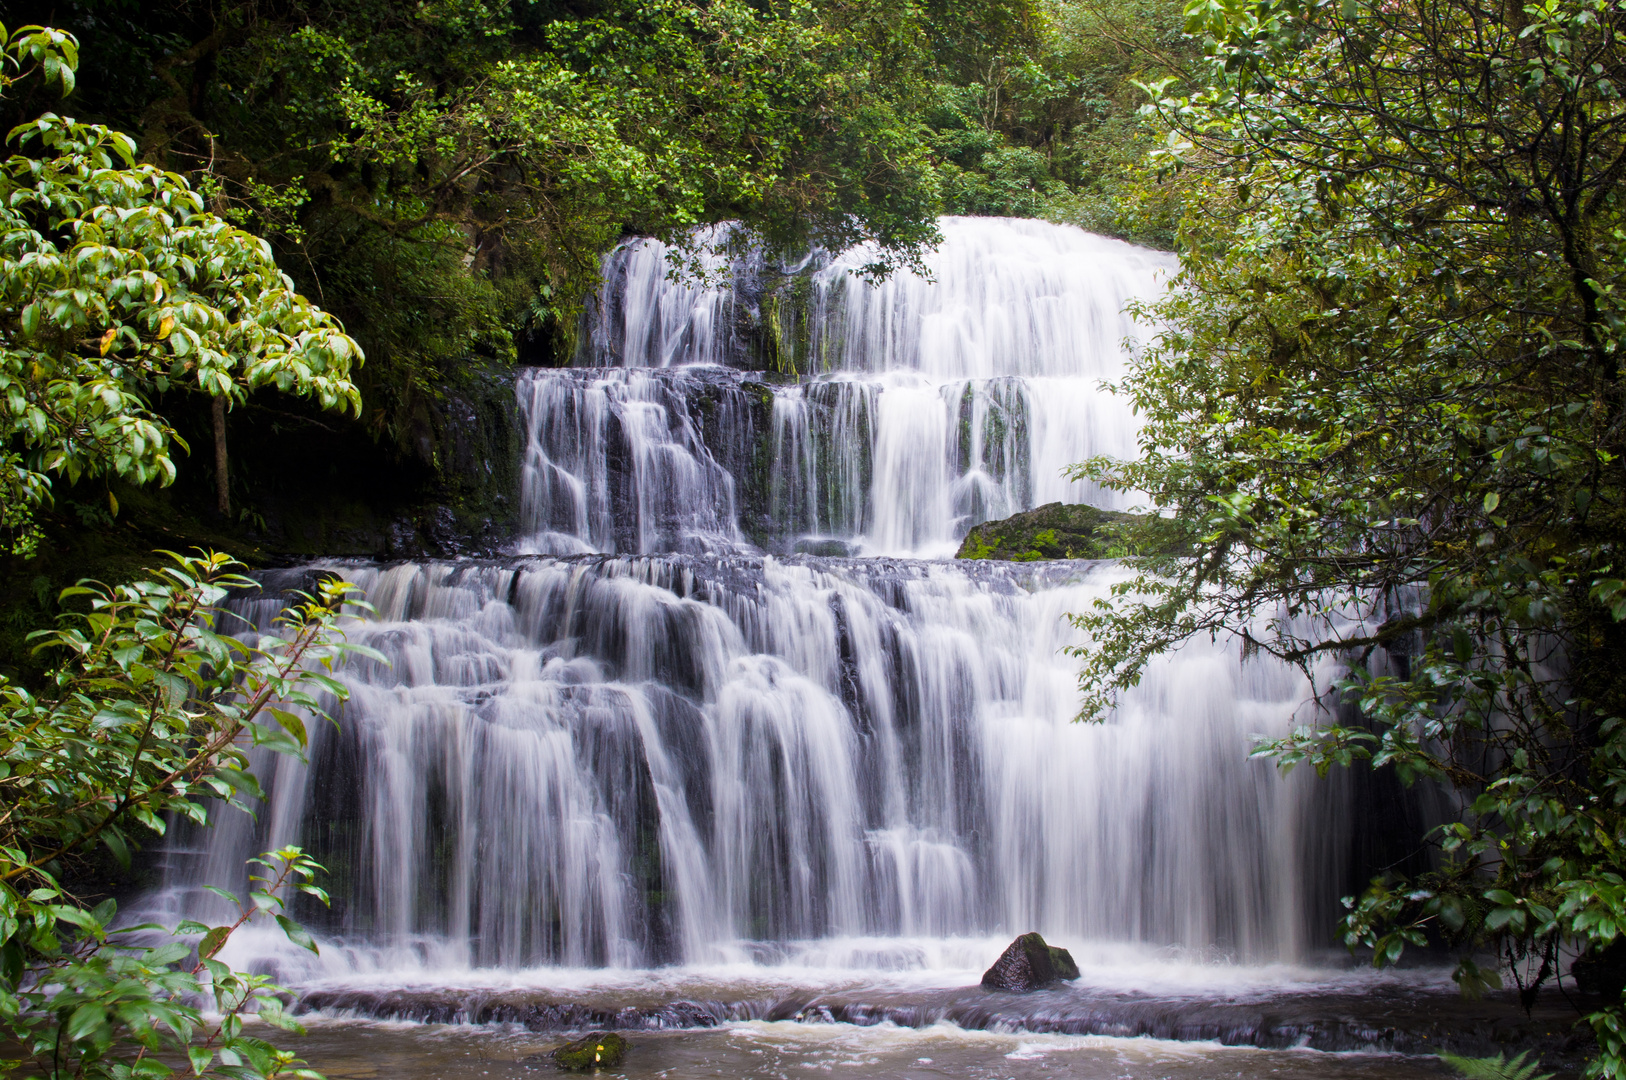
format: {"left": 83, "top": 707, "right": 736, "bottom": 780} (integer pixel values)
{"left": 552, "top": 1032, "right": 629, "bottom": 1070}
{"left": 956, "top": 502, "right": 1137, "bottom": 561}
{"left": 981, "top": 931, "right": 1081, "bottom": 991}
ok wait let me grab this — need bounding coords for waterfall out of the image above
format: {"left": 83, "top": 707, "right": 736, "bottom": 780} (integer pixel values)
{"left": 515, "top": 367, "right": 755, "bottom": 555}
{"left": 147, "top": 217, "right": 1353, "bottom": 983}
{"left": 575, "top": 217, "right": 1170, "bottom": 555}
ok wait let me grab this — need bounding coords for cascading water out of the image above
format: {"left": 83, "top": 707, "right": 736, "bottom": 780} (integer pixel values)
{"left": 145, "top": 217, "right": 1363, "bottom": 1005}
{"left": 574, "top": 217, "right": 1170, "bottom": 555}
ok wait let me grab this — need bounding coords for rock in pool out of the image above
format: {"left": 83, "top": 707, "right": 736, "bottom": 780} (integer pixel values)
{"left": 981, "top": 932, "right": 1081, "bottom": 991}
{"left": 552, "top": 1032, "right": 629, "bottom": 1070}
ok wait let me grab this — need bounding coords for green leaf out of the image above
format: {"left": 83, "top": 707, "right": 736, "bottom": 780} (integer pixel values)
{"left": 274, "top": 914, "right": 319, "bottom": 955}
{"left": 197, "top": 925, "right": 231, "bottom": 960}
{"left": 1438, "top": 1050, "right": 1552, "bottom": 1080}
{"left": 65, "top": 1002, "right": 108, "bottom": 1042}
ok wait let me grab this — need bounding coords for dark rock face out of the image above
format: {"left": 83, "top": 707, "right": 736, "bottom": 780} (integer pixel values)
{"left": 552, "top": 1031, "right": 629, "bottom": 1070}
{"left": 1574, "top": 940, "right": 1626, "bottom": 997}
{"left": 955, "top": 502, "right": 1136, "bottom": 561}
{"left": 981, "top": 932, "right": 1081, "bottom": 992}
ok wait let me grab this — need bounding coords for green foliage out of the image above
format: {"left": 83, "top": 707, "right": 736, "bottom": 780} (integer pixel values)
{"left": 27, "top": 0, "right": 970, "bottom": 446}
{"left": 1067, "top": 0, "right": 1626, "bottom": 1068}
{"left": 924, "top": 0, "right": 1197, "bottom": 243}
{"left": 0, "top": 549, "right": 378, "bottom": 1077}
{"left": 1440, "top": 1051, "right": 1555, "bottom": 1080}
{"left": 0, "top": 23, "right": 363, "bottom": 555}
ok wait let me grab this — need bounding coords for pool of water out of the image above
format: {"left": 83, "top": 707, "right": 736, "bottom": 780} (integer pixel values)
{"left": 211, "top": 943, "right": 1586, "bottom": 1076}
{"left": 292, "top": 1018, "right": 1460, "bottom": 1079}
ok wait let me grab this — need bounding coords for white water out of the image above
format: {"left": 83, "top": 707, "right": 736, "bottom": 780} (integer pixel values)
{"left": 148, "top": 217, "right": 1360, "bottom": 992}
{"left": 571, "top": 217, "right": 1175, "bottom": 555}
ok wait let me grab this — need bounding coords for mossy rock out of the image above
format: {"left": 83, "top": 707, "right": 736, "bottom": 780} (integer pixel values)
{"left": 980, "top": 931, "right": 1081, "bottom": 991}
{"left": 552, "top": 1032, "right": 629, "bottom": 1071}
{"left": 955, "top": 502, "right": 1137, "bottom": 561}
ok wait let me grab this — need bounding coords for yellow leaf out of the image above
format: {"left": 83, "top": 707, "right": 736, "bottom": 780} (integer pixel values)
{"left": 99, "top": 328, "right": 116, "bottom": 356}
{"left": 107, "top": 491, "right": 119, "bottom": 516}
{"left": 158, "top": 316, "right": 174, "bottom": 340}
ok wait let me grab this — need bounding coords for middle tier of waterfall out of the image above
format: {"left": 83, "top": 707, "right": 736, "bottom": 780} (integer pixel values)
{"left": 518, "top": 217, "right": 1174, "bottom": 557}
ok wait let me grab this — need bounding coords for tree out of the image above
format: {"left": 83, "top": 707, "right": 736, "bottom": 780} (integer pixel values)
{"left": 0, "top": 22, "right": 363, "bottom": 551}
{"left": 0, "top": 550, "right": 374, "bottom": 1079}
{"left": 1, "top": 0, "right": 965, "bottom": 456}
{"left": 1073, "top": 0, "right": 1626, "bottom": 1068}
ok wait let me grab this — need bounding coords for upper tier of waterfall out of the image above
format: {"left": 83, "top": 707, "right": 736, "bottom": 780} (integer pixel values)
{"left": 142, "top": 217, "right": 1366, "bottom": 987}
{"left": 525, "top": 218, "right": 1175, "bottom": 557}
{"left": 580, "top": 217, "right": 1174, "bottom": 380}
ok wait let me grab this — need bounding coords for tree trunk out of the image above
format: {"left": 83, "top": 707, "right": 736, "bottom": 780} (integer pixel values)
{"left": 212, "top": 395, "right": 230, "bottom": 518}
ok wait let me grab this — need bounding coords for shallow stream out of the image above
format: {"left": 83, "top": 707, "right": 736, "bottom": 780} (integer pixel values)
{"left": 292, "top": 1019, "right": 1460, "bottom": 1080}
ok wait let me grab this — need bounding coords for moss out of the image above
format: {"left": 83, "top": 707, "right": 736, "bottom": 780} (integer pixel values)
{"left": 960, "top": 535, "right": 996, "bottom": 560}
{"left": 552, "top": 1032, "right": 629, "bottom": 1071}
{"left": 955, "top": 502, "right": 1139, "bottom": 561}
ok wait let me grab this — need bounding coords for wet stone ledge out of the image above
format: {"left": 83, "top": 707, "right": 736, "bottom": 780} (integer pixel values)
{"left": 294, "top": 982, "right": 1594, "bottom": 1066}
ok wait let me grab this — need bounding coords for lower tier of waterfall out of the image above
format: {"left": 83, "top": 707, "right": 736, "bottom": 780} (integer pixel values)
{"left": 147, "top": 553, "right": 1351, "bottom": 978}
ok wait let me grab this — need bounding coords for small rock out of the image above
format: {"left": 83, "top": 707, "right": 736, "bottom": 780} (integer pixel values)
{"left": 551, "top": 1031, "right": 629, "bottom": 1071}
{"left": 981, "top": 932, "right": 1081, "bottom": 992}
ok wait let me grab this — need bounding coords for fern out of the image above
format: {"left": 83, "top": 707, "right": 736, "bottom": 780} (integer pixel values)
{"left": 1438, "top": 1050, "right": 1554, "bottom": 1080}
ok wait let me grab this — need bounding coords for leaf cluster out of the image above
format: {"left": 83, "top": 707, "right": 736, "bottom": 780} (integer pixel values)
{"left": 0, "top": 23, "right": 364, "bottom": 555}
{"left": 0, "top": 549, "right": 377, "bottom": 1079}
{"left": 1067, "top": 0, "right": 1626, "bottom": 1068}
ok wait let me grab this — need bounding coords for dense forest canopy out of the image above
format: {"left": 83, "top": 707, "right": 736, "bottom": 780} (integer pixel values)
{"left": 2, "top": 0, "right": 1186, "bottom": 471}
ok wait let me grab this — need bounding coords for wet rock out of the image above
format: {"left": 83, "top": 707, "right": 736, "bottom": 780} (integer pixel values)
{"left": 981, "top": 932, "right": 1081, "bottom": 992}
{"left": 956, "top": 502, "right": 1137, "bottom": 561}
{"left": 552, "top": 1031, "right": 629, "bottom": 1070}
{"left": 1573, "top": 940, "right": 1626, "bottom": 997}
{"left": 793, "top": 538, "right": 857, "bottom": 557}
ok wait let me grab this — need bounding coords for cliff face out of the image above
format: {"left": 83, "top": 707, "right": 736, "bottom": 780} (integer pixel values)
{"left": 955, "top": 502, "right": 1137, "bottom": 561}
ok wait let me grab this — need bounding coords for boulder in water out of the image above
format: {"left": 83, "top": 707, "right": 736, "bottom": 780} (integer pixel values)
{"left": 551, "top": 1032, "right": 629, "bottom": 1071}
{"left": 956, "top": 502, "right": 1137, "bottom": 561}
{"left": 981, "top": 932, "right": 1081, "bottom": 991}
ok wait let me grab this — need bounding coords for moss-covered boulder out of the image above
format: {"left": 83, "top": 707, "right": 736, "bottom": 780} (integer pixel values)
{"left": 955, "top": 502, "right": 1135, "bottom": 561}
{"left": 980, "top": 932, "right": 1082, "bottom": 991}
{"left": 551, "top": 1032, "right": 629, "bottom": 1071}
